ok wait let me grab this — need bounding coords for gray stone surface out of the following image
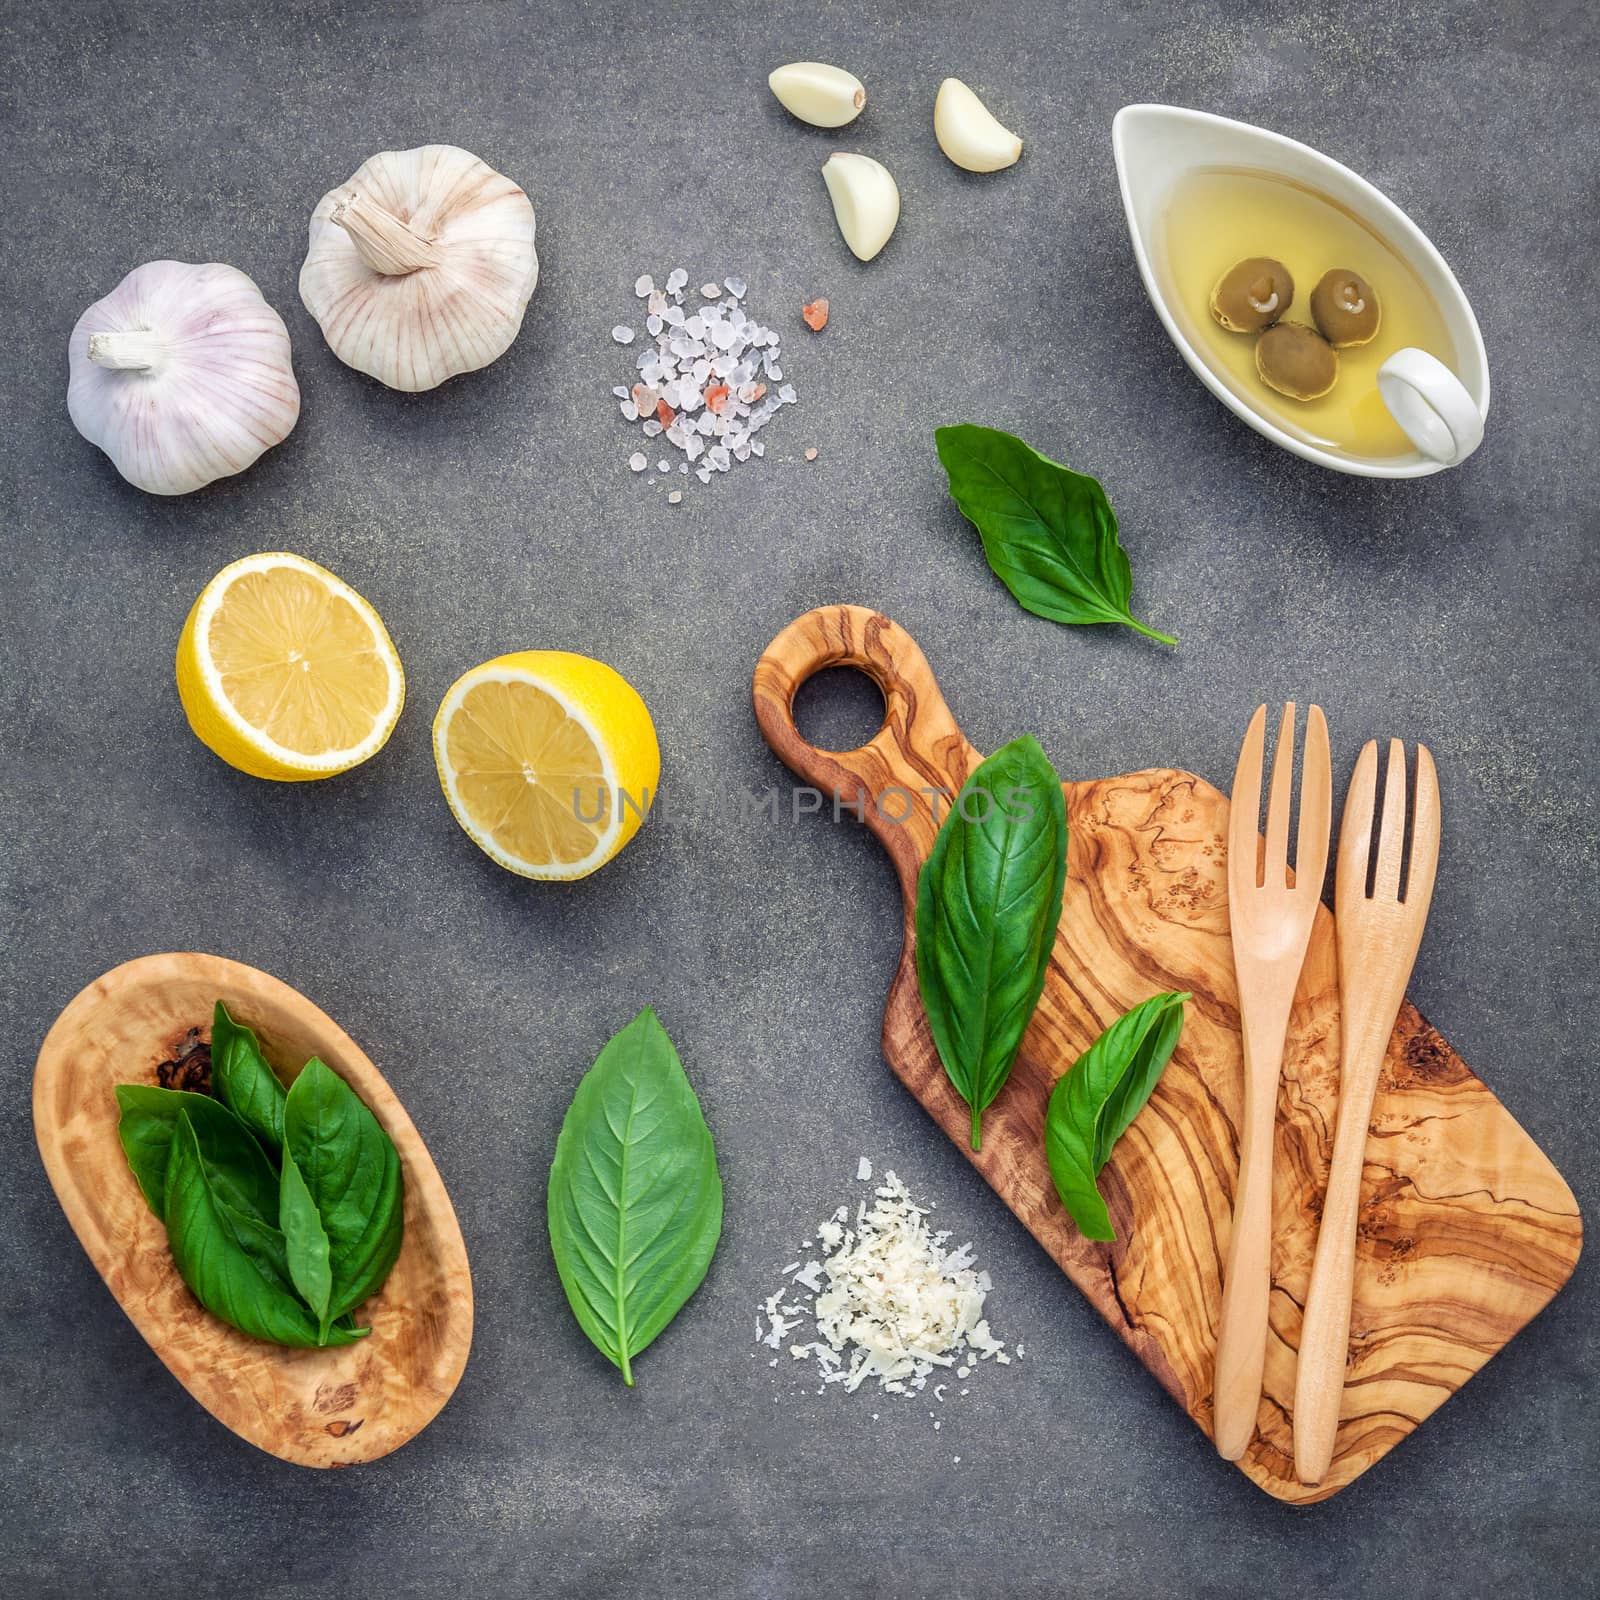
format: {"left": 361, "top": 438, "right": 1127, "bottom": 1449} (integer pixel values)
{"left": 2, "top": 1, "right": 1596, "bottom": 1595}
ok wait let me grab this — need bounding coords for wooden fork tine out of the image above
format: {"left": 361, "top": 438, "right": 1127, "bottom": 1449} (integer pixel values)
{"left": 1229, "top": 705, "right": 1267, "bottom": 883}
{"left": 1263, "top": 703, "right": 1297, "bottom": 883}
{"left": 1337, "top": 741, "right": 1379, "bottom": 911}
{"left": 1372, "top": 738, "right": 1409, "bottom": 901}
{"left": 1296, "top": 705, "right": 1332, "bottom": 896}
{"left": 1406, "top": 744, "right": 1442, "bottom": 907}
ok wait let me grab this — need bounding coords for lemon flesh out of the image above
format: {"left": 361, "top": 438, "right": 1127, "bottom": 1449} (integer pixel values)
{"left": 433, "top": 652, "right": 659, "bottom": 881}
{"left": 177, "top": 553, "right": 404, "bottom": 781}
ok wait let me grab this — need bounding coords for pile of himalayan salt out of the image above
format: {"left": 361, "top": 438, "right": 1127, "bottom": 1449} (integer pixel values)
{"left": 611, "top": 269, "right": 796, "bottom": 491}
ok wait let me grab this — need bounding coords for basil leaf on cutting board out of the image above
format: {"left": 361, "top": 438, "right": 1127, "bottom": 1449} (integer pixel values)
{"left": 115, "top": 1084, "right": 278, "bottom": 1222}
{"left": 281, "top": 1058, "right": 405, "bottom": 1328}
{"left": 915, "top": 735, "right": 1069, "bottom": 1152}
{"left": 935, "top": 424, "right": 1176, "bottom": 645}
{"left": 547, "top": 1007, "right": 724, "bottom": 1386}
{"left": 1044, "top": 991, "right": 1190, "bottom": 1241}
{"left": 163, "top": 1109, "right": 365, "bottom": 1349}
{"left": 210, "top": 1000, "right": 287, "bottom": 1156}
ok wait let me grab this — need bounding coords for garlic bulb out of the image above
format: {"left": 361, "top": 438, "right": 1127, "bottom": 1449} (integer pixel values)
{"left": 299, "top": 144, "right": 538, "bottom": 392}
{"left": 66, "top": 261, "right": 300, "bottom": 496}
{"left": 821, "top": 153, "right": 900, "bottom": 262}
{"left": 934, "top": 78, "right": 1023, "bottom": 173}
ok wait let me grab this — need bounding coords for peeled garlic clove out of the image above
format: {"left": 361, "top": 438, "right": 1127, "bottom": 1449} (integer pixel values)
{"left": 821, "top": 153, "right": 900, "bottom": 262}
{"left": 768, "top": 61, "right": 866, "bottom": 128}
{"left": 67, "top": 261, "right": 300, "bottom": 496}
{"left": 934, "top": 77, "right": 1022, "bottom": 173}
{"left": 300, "top": 143, "right": 537, "bottom": 392}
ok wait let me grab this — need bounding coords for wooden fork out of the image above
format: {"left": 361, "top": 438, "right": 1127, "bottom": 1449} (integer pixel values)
{"left": 1213, "top": 703, "right": 1332, "bottom": 1461}
{"left": 1293, "top": 739, "right": 1441, "bottom": 1484}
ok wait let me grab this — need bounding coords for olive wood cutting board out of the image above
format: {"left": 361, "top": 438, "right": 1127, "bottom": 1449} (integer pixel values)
{"left": 33, "top": 952, "right": 473, "bottom": 1466}
{"left": 753, "top": 605, "right": 1581, "bottom": 1504}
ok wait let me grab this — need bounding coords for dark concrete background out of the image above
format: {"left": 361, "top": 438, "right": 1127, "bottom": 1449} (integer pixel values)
{"left": 2, "top": 1, "right": 1596, "bottom": 1595}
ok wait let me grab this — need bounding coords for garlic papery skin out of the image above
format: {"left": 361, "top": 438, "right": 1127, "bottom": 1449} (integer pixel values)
{"left": 330, "top": 187, "right": 443, "bottom": 275}
{"left": 934, "top": 78, "right": 1023, "bottom": 173}
{"left": 86, "top": 330, "right": 164, "bottom": 371}
{"left": 300, "top": 144, "right": 538, "bottom": 392}
{"left": 67, "top": 261, "right": 301, "bottom": 497}
{"left": 769, "top": 62, "right": 866, "bottom": 128}
{"left": 821, "top": 153, "right": 900, "bottom": 262}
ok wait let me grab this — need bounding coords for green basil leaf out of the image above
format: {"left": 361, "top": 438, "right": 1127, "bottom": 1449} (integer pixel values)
{"left": 935, "top": 424, "right": 1176, "bottom": 645}
{"left": 1044, "top": 992, "right": 1190, "bottom": 1242}
{"left": 1092, "top": 994, "right": 1189, "bottom": 1170}
{"left": 115, "top": 1085, "right": 278, "bottom": 1223}
{"left": 218, "top": 1198, "right": 301, "bottom": 1295}
{"left": 547, "top": 1008, "right": 723, "bottom": 1386}
{"left": 210, "top": 1001, "right": 286, "bottom": 1157}
{"left": 279, "top": 1145, "right": 334, "bottom": 1339}
{"left": 163, "top": 1110, "right": 364, "bottom": 1348}
{"left": 282, "top": 1058, "right": 405, "bottom": 1323}
{"left": 915, "top": 736, "right": 1068, "bottom": 1151}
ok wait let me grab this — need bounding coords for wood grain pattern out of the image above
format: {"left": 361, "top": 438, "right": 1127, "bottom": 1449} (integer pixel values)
{"left": 753, "top": 604, "right": 1582, "bottom": 1504}
{"left": 33, "top": 953, "right": 473, "bottom": 1467}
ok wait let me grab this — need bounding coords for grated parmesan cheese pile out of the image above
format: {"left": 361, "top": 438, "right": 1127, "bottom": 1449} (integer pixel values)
{"left": 757, "top": 1162, "right": 1012, "bottom": 1398}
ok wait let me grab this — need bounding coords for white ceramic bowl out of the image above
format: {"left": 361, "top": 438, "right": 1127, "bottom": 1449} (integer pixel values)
{"left": 1112, "top": 104, "right": 1490, "bottom": 479}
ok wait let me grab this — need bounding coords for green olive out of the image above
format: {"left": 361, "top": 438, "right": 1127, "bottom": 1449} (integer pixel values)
{"left": 1255, "top": 322, "right": 1339, "bottom": 401}
{"left": 1208, "top": 257, "right": 1294, "bottom": 333}
{"left": 1310, "top": 268, "right": 1381, "bottom": 347}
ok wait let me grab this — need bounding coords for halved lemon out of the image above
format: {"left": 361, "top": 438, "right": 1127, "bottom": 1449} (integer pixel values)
{"left": 432, "top": 652, "right": 659, "bottom": 881}
{"left": 176, "top": 553, "right": 405, "bottom": 781}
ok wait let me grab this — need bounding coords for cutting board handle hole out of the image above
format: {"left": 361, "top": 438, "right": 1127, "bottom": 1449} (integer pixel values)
{"left": 789, "top": 666, "right": 888, "bottom": 756}
{"left": 754, "top": 607, "right": 968, "bottom": 808}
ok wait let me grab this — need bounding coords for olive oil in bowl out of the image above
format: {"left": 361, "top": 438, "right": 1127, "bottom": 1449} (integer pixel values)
{"left": 1158, "top": 167, "right": 1458, "bottom": 461}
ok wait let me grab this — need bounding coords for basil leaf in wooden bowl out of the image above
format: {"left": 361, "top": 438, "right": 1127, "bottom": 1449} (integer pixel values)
{"left": 34, "top": 952, "right": 472, "bottom": 1466}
